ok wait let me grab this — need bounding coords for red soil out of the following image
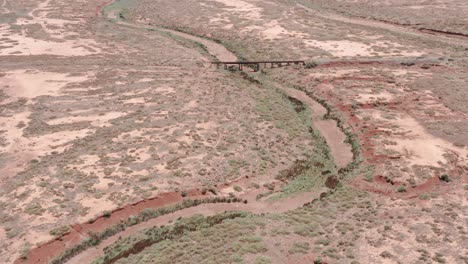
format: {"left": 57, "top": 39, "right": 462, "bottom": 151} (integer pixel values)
{"left": 15, "top": 191, "right": 196, "bottom": 264}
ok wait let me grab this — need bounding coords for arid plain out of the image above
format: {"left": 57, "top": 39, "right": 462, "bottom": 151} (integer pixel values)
{"left": 1, "top": 0, "right": 467, "bottom": 263}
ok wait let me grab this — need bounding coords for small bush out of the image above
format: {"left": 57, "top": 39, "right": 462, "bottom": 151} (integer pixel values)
{"left": 263, "top": 183, "right": 275, "bottom": 191}
{"left": 102, "top": 210, "right": 112, "bottom": 218}
{"left": 305, "top": 61, "right": 318, "bottom": 69}
{"left": 439, "top": 174, "right": 451, "bottom": 182}
{"left": 255, "top": 256, "right": 272, "bottom": 264}
{"left": 380, "top": 251, "right": 393, "bottom": 258}
{"left": 401, "top": 61, "right": 415, "bottom": 66}
{"left": 233, "top": 186, "right": 243, "bottom": 192}
{"left": 419, "top": 194, "right": 430, "bottom": 200}
{"left": 50, "top": 226, "right": 70, "bottom": 237}
{"left": 397, "top": 186, "right": 406, "bottom": 193}
{"left": 24, "top": 203, "right": 45, "bottom": 215}
{"left": 208, "top": 187, "right": 218, "bottom": 195}
{"left": 289, "top": 242, "right": 310, "bottom": 254}
{"left": 249, "top": 183, "right": 260, "bottom": 189}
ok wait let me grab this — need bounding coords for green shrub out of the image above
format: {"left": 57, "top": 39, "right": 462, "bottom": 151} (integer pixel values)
{"left": 419, "top": 194, "right": 430, "bottom": 200}
{"left": 439, "top": 174, "right": 451, "bottom": 182}
{"left": 305, "top": 61, "right": 318, "bottom": 69}
{"left": 102, "top": 210, "right": 112, "bottom": 218}
{"left": 24, "top": 203, "right": 45, "bottom": 215}
{"left": 209, "top": 187, "right": 218, "bottom": 195}
{"left": 289, "top": 242, "right": 310, "bottom": 254}
{"left": 50, "top": 226, "right": 70, "bottom": 237}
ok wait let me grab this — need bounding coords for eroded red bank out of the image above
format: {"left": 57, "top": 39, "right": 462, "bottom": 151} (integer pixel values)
{"left": 16, "top": 191, "right": 193, "bottom": 264}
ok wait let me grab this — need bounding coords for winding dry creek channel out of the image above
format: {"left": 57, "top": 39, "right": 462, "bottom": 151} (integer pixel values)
{"left": 17, "top": 1, "right": 354, "bottom": 263}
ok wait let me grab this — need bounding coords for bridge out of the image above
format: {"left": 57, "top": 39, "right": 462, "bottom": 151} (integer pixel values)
{"left": 212, "top": 60, "right": 306, "bottom": 71}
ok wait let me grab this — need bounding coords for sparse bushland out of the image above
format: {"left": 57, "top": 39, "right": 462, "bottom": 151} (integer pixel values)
{"left": 289, "top": 242, "right": 311, "bottom": 254}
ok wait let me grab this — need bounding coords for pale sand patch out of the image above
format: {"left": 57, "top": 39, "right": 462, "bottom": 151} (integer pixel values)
{"left": 131, "top": 146, "right": 153, "bottom": 161}
{"left": 408, "top": 6, "right": 426, "bottom": 10}
{"left": 27, "top": 0, "right": 82, "bottom": 36}
{"left": 154, "top": 86, "right": 175, "bottom": 94}
{"left": 249, "top": 20, "right": 309, "bottom": 41}
{"left": 0, "top": 26, "right": 100, "bottom": 56}
{"left": 107, "top": 152, "right": 121, "bottom": 159}
{"left": 210, "top": 0, "right": 263, "bottom": 19}
{"left": 26, "top": 129, "right": 94, "bottom": 156}
{"left": 207, "top": 15, "right": 234, "bottom": 29}
{"left": 308, "top": 69, "right": 360, "bottom": 78}
{"left": 304, "top": 39, "right": 424, "bottom": 57}
{"left": 370, "top": 110, "right": 468, "bottom": 167}
{"left": 0, "top": 111, "right": 32, "bottom": 150}
{"left": 1, "top": 0, "right": 101, "bottom": 56}
{"left": 0, "top": 124, "right": 94, "bottom": 179}
{"left": 120, "top": 88, "right": 150, "bottom": 96}
{"left": 196, "top": 121, "right": 218, "bottom": 129}
{"left": 78, "top": 197, "right": 116, "bottom": 221}
{"left": 123, "top": 97, "right": 146, "bottom": 104}
{"left": 182, "top": 100, "right": 198, "bottom": 110}
{"left": 305, "top": 40, "right": 372, "bottom": 57}
{"left": 154, "top": 163, "right": 171, "bottom": 175}
{"left": 46, "top": 112, "right": 126, "bottom": 127}
{"left": 112, "top": 129, "right": 146, "bottom": 143}
{"left": 0, "top": 227, "right": 5, "bottom": 241}
{"left": 372, "top": 40, "right": 424, "bottom": 57}
{"left": 0, "top": 70, "right": 88, "bottom": 101}
{"left": 208, "top": 17, "right": 230, "bottom": 24}
{"left": 389, "top": 69, "right": 430, "bottom": 77}
{"left": 355, "top": 90, "right": 395, "bottom": 103}
{"left": 175, "top": 135, "right": 194, "bottom": 145}
{"left": 66, "top": 154, "right": 100, "bottom": 176}
{"left": 136, "top": 78, "right": 154, "bottom": 83}
{"left": 94, "top": 178, "right": 115, "bottom": 190}
{"left": 262, "top": 21, "right": 287, "bottom": 40}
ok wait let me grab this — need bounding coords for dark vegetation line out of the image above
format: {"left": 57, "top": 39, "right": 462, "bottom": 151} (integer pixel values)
{"left": 92, "top": 211, "right": 249, "bottom": 264}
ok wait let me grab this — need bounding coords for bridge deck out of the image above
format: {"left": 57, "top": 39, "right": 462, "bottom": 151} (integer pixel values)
{"left": 211, "top": 60, "right": 305, "bottom": 65}
{"left": 211, "top": 60, "right": 306, "bottom": 71}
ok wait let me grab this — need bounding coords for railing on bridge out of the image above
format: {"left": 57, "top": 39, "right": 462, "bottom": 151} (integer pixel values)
{"left": 211, "top": 60, "right": 306, "bottom": 71}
